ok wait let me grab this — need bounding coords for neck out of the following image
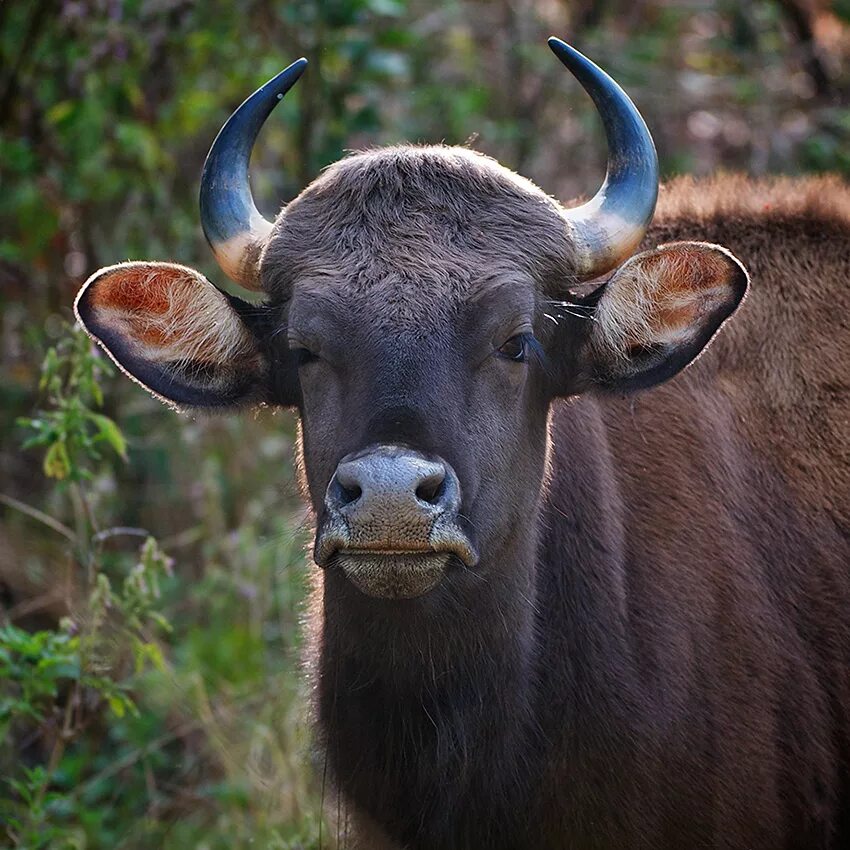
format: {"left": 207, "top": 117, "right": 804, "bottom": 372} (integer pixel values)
{"left": 310, "top": 528, "right": 542, "bottom": 848}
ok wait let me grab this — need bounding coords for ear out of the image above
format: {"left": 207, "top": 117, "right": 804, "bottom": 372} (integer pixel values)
{"left": 575, "top": 241, "right": 748, "bottom": 392}
{"left": 75, "top": 262, "right": 276, "bottom": 408}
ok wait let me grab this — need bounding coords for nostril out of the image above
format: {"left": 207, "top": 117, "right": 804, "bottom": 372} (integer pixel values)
{"left": 329, "top": 453, "right": 455, "bottom": 513}
{"left": 339, "top": 482, "right": 362, "bottom": 506}
{"left": 416, "top": 471, "right": 447, "bottom": 506}
{"left": 329, "top": 474, "right": 362, "bottom": 509}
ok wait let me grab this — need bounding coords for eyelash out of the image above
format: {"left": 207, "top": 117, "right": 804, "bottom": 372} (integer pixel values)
{"left": 497, "top": 333, "right": 534, "bottom": 362}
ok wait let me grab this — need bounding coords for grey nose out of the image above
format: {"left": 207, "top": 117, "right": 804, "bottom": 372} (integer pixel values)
{"left": 325, "top": 446, "right": 459, "bottom": 522}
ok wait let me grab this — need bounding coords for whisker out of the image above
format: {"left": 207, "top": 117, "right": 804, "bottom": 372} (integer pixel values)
{"left": 543, "top": 298, "right": 594, "bottom": 310}
{"left": 516, "top": 585, "right": 541, "bottom": 616}
{"left": 463, "top": 565, "right": 488, "bottom": 584}
{"left": 542, "top": 301, "right": 596, "bottom": 322}
{"left": 561, "top": 307, "right": 596, "bottom": 322}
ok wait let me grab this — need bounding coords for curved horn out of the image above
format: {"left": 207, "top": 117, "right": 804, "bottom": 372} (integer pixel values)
{"left": 548, "top": 38, "right": 659, "bottom": 281}
{"left": 200, "top": 58, "right": 307, "bottom": 289}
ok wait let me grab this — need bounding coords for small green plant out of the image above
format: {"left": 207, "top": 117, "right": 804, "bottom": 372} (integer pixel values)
{"left": 1, "top": 328, "right": 173, "bottom": 849}
{"left": 1, "top": 322, "right": 321, "bottom": 848}
{"left": 19, "top": 327, "right": 126, "bottom": 484}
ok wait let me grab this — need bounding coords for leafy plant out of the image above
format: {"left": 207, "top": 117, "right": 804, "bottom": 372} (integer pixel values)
{"left": 1, "top": 330, "right": 174, "bottom": 849}
{"left": 19, "top": 327, "right": 126, "bottom": 485}
{"left": 2, "top": 319, "right": 319, "bottom": 847}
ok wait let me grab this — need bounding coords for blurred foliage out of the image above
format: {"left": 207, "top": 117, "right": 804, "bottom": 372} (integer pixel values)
{"left": 0, "top": 0, "right": 848, "bottom": 846}
{"left": 2, "top": 330, "right": 317, "bottom": 847}
{"left": 20, "top": 328, "right": 126, "bottom": 484}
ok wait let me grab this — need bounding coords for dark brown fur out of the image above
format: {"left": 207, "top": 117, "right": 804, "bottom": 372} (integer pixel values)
{"left": 527, "top": 176, "right": 850, "bottom": 848}
{"left": 261, "top": 156, "right": 850, "bottom": 849}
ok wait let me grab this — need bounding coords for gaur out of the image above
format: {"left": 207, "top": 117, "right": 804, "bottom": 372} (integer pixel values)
{"left": 75, "top": 38, "right": 850, "bottom": 849}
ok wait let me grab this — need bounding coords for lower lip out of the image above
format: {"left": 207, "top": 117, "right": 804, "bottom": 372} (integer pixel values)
{"left": 334, "top": 551, "right": 451, "bottom": 599}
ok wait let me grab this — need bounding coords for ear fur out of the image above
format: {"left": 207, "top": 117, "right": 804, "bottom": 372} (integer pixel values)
{"left": 74, "top": 261, "right": 271, "bottom": 408}
{"left": 576, "top": 241, "right": 749, "bottom": 392}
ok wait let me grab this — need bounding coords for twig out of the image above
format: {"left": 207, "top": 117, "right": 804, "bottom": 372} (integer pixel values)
{"left": 6, "top": 591, "right": 66, "bottom": 622}
{"left": 0, "top": 492, "right": 75, "bottom": 541}
{"left": 92, "top": 527, "right": 151, "bottom": 545}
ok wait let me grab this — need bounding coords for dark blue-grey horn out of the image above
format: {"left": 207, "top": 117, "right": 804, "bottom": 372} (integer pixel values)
{"left": 199, "top": 58, "right": 307, "bottom": 288}
{"left": 548, "top": 38, "right": 659, "bottom": 280}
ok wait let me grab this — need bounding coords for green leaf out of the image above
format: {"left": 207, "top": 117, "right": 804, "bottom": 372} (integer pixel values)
{"left": 86, "top": 412, "right": 127, "bottom": 460}
{"left": 43, "top": 440, "right": 71, "bottom": 479}
{"left": 39, "top": 348, "right": 59, "bottom": 391}
{"left": 106, "top": 694, "right": 126, "bottom": 718}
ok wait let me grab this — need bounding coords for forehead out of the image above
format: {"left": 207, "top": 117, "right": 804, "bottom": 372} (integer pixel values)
{"left": 287, "top": 272, "right": 537, "bottom": 347}
{"left": 260, "top": 145, "right": 575, "bottom": 313}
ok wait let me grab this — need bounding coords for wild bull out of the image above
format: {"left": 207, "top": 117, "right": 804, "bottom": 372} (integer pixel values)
{"left": 75, "top": 38, "right": 849, "bottom": 849}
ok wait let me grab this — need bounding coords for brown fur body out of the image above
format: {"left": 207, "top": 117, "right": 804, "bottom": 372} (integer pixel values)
{"left": 300, "top": 172, "right": 850, "bottom": 849}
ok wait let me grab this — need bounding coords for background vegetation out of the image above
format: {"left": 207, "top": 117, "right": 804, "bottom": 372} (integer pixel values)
{"left": 1, "top": 1, "right": 848, "bottom": 847}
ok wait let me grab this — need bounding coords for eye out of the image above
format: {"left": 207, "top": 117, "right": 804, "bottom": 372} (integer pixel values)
{"left": 497, "top": 334, "right": 527, "bottom": 362}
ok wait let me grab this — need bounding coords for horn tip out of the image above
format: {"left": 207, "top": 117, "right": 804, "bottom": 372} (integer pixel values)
{"left": 548, "top": 37, "right": 587, "bottom": 69}
{"left": 263, "top": 58, "right": 308, "bottom": 98}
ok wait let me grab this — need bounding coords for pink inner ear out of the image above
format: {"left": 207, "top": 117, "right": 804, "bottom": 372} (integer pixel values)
{"left": 89, "top": 266, "right": 178, "bottom": 316}
{"left": 646, "top": 246, "right": 738, "bottom": 331}
{"left": 86, "top": 264, "right": 257, "bottom": 368}
{"left": 648, "top": 244, "right": 736, "bottom": 293}
{"left": 594, "top": 241, "right": 747, "bottom": 362}
{"left": 89, "top": 266, "right": 201, "bottom": 350}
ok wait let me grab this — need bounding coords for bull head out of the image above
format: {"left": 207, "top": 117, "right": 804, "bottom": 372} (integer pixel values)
{"left": 74, "top": 39, "right": 747, "bottom": 600}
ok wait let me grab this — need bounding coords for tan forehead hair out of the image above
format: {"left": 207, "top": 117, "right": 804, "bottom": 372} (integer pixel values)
{"left": 260, "top": 145, "right": 577, "bottom": 301}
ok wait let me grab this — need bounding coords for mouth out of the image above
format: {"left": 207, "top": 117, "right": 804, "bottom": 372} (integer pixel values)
{"left": 315, "top": 507, "right": 479, "bottom": 600}
{"left": 316, "top": 524, "right": 477, "bottom": 567}
{"left": 332, "top": 550, "right": 453, "bottom": 599}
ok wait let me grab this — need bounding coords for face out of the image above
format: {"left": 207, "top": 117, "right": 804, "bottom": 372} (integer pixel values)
{"left": 245, "top": 147, "right": 592, "bottom": 600}
{"left": 75, "top": 148, "right": 748, "bottom": 604}
{"left": 278, "top": 266, "right": 553, "bottom": 598}
{"left": 76, "top": 42, "right": 751, "bottom": 602}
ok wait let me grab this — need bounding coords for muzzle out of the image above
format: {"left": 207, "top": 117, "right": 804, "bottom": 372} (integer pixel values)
{"left": 314, "top": 445, "right": 478, "bottom": 599}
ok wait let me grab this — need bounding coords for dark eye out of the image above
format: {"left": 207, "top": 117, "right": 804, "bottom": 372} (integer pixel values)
{"left": 497, "top": 334, "right": 527, "bottom": 362}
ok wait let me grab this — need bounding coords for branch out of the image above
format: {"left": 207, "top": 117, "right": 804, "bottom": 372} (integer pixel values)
{"left": 0, "top": 492, "right": 75, "bottom": 541}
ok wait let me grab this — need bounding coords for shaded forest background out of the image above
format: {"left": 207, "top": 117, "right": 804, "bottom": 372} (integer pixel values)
{"left": 1, "top": 1, "right": 849, "bottom": 847}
